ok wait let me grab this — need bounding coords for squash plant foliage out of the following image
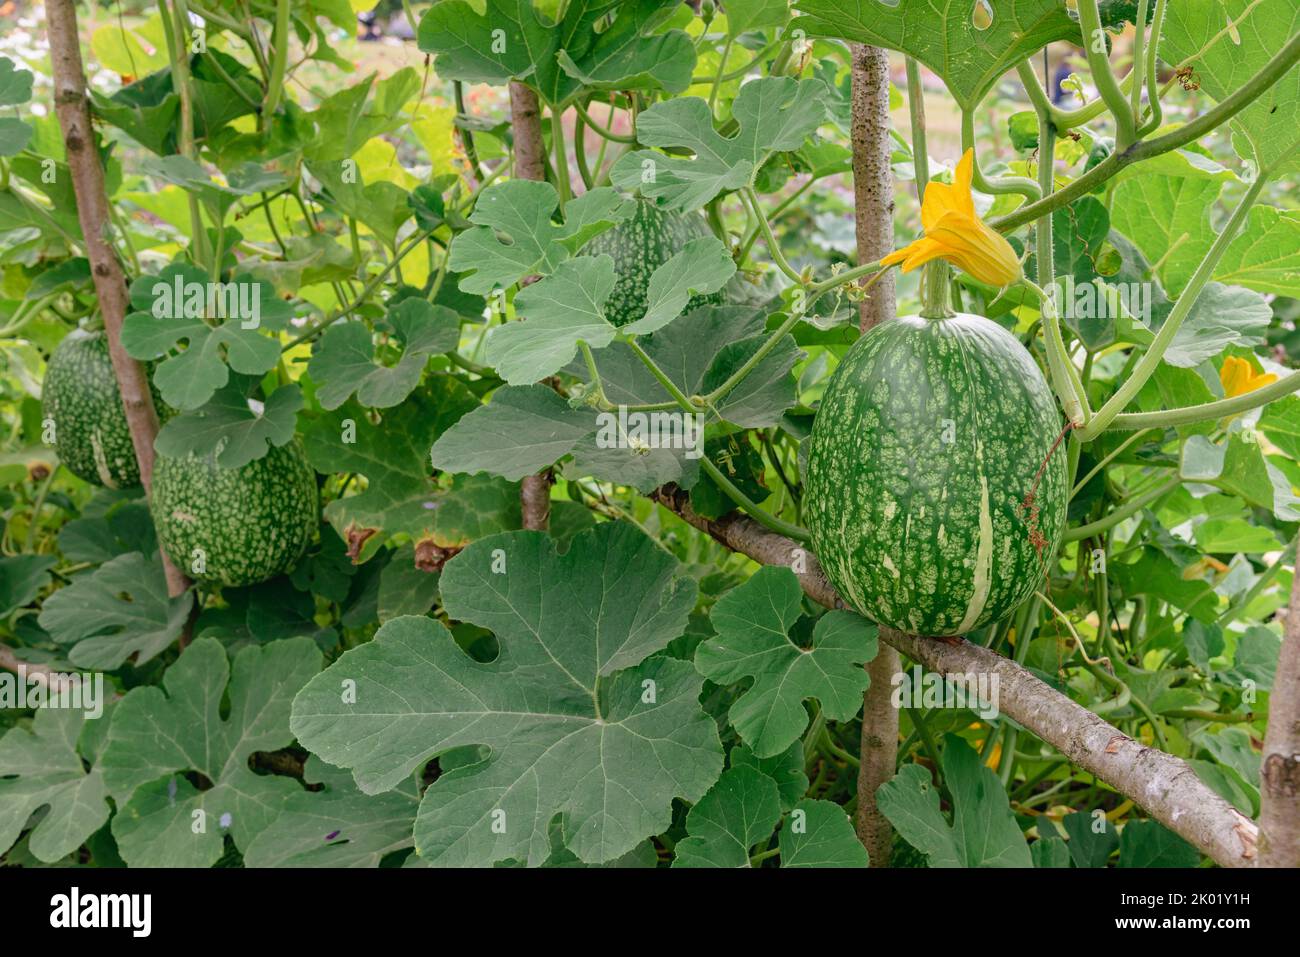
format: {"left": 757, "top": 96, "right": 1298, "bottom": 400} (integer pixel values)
{"left": 0, "top": 0, "right": 1298, "bottom": 870}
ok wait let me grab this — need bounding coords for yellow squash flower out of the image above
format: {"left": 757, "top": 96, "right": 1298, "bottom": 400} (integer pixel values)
{"left": 882, "top": 148, "right": 1023, "bottom": 287}
{"left": 1220, "top": 355, "right": 1277, "bottom": 398}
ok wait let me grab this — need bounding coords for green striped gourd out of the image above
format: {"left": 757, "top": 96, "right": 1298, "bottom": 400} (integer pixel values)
{"left": 41, "top": 329, "right": 160, "bottom": 488}
{"left": 150, "top": 440, "right": 318, "bottom": 587}
{"left": 582, "top": 198, "right": 724, "bottom": 327}
{"left": 805, "top": 312, "right": 1067, "bottom": 636}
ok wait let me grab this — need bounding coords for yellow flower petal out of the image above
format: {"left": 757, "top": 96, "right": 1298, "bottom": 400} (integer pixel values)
{"left": 883, "top": 236, "right": 946, "bottom": 273}
{"left": 928, "top": 214, "right": 1021, "bottom": 287}
{"left": 1220, "top": 355, "right": 1277, "bottom": 398}
{"left": 887, "top": 148, "right": 1018, "bottom": 288}
{"left": 952, "top": 148, "right": 976, "bottom": 218}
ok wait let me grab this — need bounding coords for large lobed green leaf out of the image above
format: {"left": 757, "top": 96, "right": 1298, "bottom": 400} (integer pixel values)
{"left": 303, "top": 378, "right": 520, "bottom": 561}
{"left": 877, "top": 735, "right": 1032, "bottom": 867}
{"left": 0, "top": 708, "right": 111, "bottom": 865}
{"left": 611, "top": 77, "right": 829, "bottom": 211}
{"left": 38, "top": 552, "right": 194, "bottom": 671}
{"left": 696, "top": 566, "right": 878, "bottom": 758}
{"left": 796, "top": 0, "right": 1079, "bottom": 110}
{"left": 291, "top": 522, "right": 723, "bottom": 866}
{"left": 449, "top": 180, "right": 631, "bottom": 294}
{"left": 103, "top": 637, "right": 323, "bottom": 867}
{"left": 1161, "top": 0, "right": 1300, "bottom": 173}
{"left": 418, "top": 0, "right": 696, "bottom": 105}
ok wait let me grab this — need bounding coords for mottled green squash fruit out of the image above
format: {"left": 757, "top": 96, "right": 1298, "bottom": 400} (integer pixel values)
{"left": 582, "top": 198, "right": 725, "bottom": 327}
{"left": 805, "top": 313, "right": 1068, "bottom": 636}
{"left": 150, "top": 440, "right": 318, "bottom": 587}
{"left": 41, "top": 329, "right": 163, "bottom": 488}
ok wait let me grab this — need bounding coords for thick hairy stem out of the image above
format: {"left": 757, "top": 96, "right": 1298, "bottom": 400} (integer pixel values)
{"left": 263, "top": 0, "right": 290, "bottom": 116}
{"left": 1079, "top": 174, "right": 1267, "bottom": 441}
{"left": 1077, "top": 0, "right": 1137, "bottom": 147}
{"left": 652, "top": 487, "right": 1259, "bottom": 868}
{"left": 960, "top": 109, "right": 1041, "bottom": 200}
{"left": 849, "top": 43, "right": 899, "bottom": 865}
{"left": 159, "top": 0, "right": 208, "bottom": 267}
{"left": 1110, "top": 370, "right": 1300, "bottom": 430}
{"left": 45, "top": 0, "right": 190, "bottom": 598}
{"left": 509, "top": 80, "right": 552, "bottom": 530}
{"left": 904, "top": 57, "right": 928, "bottom": 202}
{"left": 850, "top": 44, "right": 897, "bottom": 333}
{"left": 994, "top": 31, "right": 1300, "bottom": 232}
{"left": 1259, "top": 567, "right": 1300, "bottom": 867}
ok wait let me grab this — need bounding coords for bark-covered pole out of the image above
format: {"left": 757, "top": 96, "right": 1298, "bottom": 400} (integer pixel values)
{"left": 45, "top": 0, "right": 190, "bottom": 598}
{"left": 849, "top": 42, "right": 900, "bottom": 866}
{"left": 1259, "top": 567, "right": 1300, "bottom": 866}
{"left": 508, "top": 79, "right": 552, "bottom": 531}
{"left": 652, "top": 486, "right": 1260, "bottom": 868}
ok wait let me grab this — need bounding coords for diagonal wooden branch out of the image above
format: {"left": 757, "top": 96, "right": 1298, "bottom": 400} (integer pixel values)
{"left": 652, "top": 485, "right": 1261, "bottom": 868}
{"left": 849, "top": 42, "right": 900, "bottom": 867}
{"left": 0, "top": 646, "right": 57, "bottom": 685}
{"left": 45, "top": 0, "right": 189, "bottom": 599}
{"left": 1259, "top": 562, "right": 1300, "bottom": 866}
{"left": 0, "top": 645, "right": 123, "bottom": 701}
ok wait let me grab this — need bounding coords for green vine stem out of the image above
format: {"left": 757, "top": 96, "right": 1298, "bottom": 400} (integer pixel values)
{"left": 699, "top": 456, "right": 811, "bottom": 542}
{"left": 1108, "top": 370, "right": 1300, "bottom": 431}
{"left": 627, "top": 339, "right": 696, "bottom": 409}
{"left": 805, "top": 258, "right": 889, "bottom": 302}
{"left": 700, "top": 313, "right": 792, "bottom": 405}
{"left": 282, "top": 228, "right": 434, "bottom": 349}
{"left": 239, "top": 0, "right": 273, "bottom": 79}
{"left": 579, "top": 341, "right": 609, "bottom": 406}
{"left": 550, "top": 108, "right": 571, "bottom": 208}
{"left": 960, "top": 110, "right": 1040, "bottom": 200}
{"left": 188, "top": 0, "right": 250, "bottom": 42}
{"left": 572, "top": 114, "right": 595, "bottom": 190}
{"left": 1023, "top": 278, "right": 1090, "bottom": 428}
{"left": 1033, "top": 87, "right": 1055, "bottom": 289}
{"left": 1137, "top": 0, "right": 1169, "bottom": 136}
{"left": 1078, "top": 172, "right": 1268, "bottom": 440}
{"left": 994, "top": 31, "right": 1300, "bottom": 232}
{"left": 918, "top": 259, "right": 954, "bottom": 319}
{"left": 199, "top": 46, "right": 260, "bottom": 110}
{"left": 453, "top": 82, "right": 483, "bottom": 180}
{"left": 1017, "top": 60, "right": 1138, "bottom": 131}
{"left": 572, "top": 99, "right": 636, "bottom": 144}
{"left": 904, "top": 56, "right": 928, "bottom": 201}
{"left": 737, "top": 174, "right": 821, "bottom": 263}
{"left": 159, "top": 0, "right": 209, "bottom": 269}
{"left": 262, "top": 0, "right": 290, "bottom": 117}
{"left": 1129, "top": 0, "right": 1150, "bottom": 121}
{"left": 625, "top": 340, "right": 810, "bottom": 540}
{"left": 1076, "top": 0, "right": 1138, "bottom": 147}
{"left": 741, "top": 188, "right": 802, "bottom": 283}
{"left": 1217, "top": 535, "right": 1298, "bottom": 628}
{"left": 691, "top": 39, "right": 777, "bottom": 85}
{"left": 21, "top": 466, "right": 58, "bottom": 553}
{"left": 1062, "top": 476, "right": 1180, "bottom": 542}
{"left": 1071, "top": 428, "right": 1152, "bottom": 496}
{"left": 708, "top": 34, "right": 735, "bottom": 113}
